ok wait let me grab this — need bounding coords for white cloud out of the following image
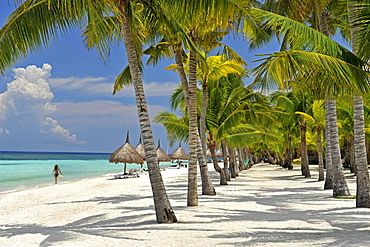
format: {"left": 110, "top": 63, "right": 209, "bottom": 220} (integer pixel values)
{"left": 114, "top": 81, "right": 178, "bottom": 97}
{"left": 49, "top": 77, "right": 110, "bottom": 91}
{"left": 52, "top": 100, "right": 168, "bottom": 129}
{"left": 42, "top": 117, "right": 83, "bottom": 143}
{"left": 0, "top": 64, "right": 83, "bottom": 144}
{"left": 49, "top": 76, "right": 178, "bottom": 97}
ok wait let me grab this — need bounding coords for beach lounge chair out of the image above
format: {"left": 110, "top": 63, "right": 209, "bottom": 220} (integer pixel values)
{"left": 114, "top": 169, "right": 140, "bottom": 179}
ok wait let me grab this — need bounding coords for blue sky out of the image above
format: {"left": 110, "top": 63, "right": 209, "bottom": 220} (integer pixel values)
{"left": 0, "top": 2, "right": 290, "bottom": 153}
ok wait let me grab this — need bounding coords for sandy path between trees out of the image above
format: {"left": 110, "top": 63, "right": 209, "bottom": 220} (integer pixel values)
{"left": 1, "top": 163, "right": 369, "bottom": 246}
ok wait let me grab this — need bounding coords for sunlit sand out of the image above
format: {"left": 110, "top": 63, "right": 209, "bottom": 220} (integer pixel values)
{"left": 0, "top": 163, "right": 368, "bottom": 246}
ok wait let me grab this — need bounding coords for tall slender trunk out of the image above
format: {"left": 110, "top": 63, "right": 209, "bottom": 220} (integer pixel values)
{"left": 238, "top": 149, "right": 246, "bottom": 170}
{"left": 324, "top": 101, "right": 333, "bottom": 189}
{"left": 319, "top": 10, "right": 349, "bottom": 194}
{"left": 229, "top": 147, "right": 238, "bottom": 178}
{"left": 265, "top": 150, "right": 275, "bottom": 165}
{"left": 209, "top": 141, "right": 227, "bottom": 185}
{"left": 350, "top": 136, "right": 356, "bottom": 174}
{"left": 300, "top": 122, "right": 311, "bottom": 177}
{"left": 174, "top": 45, "right": 215, "bottom": 196}
{"left": 187, "top": 43, "right": 198, "bottom": 206}
{"left": 348, "top": 1, "right": 370, "bottom": 207}
{"left": 200, "top": 83, "right": 208, "bottom": 158}
{"left": 118, "top": 0, "right": 176, "bottom": 223}
{"left": 285, "top": 134, "right": 293, "bottom": 170}
{"left": 354, "top": 96, "right": 370, "bottom": 207}
{"left": 221, "top": 140, "right": 230, "bottom": 181}
{"left": 328, "top": 99, "right": 351, "bottom": 196}
{"left": 196, "top": 136, "right": 216, "bottom": 195}
{"left": 317, "top": 125, "right": 325, "bottom": 181}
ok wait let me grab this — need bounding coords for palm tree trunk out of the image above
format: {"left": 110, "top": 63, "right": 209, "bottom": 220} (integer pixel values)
{"left": 221, "top": 140, "right": 230, "bottom": 181}
{"left": 300, "top": 122, "right": 311, "bottom": 177}
{"left": 347, "top": 1, "right": 370, "bottom": 207}
{"left": 200, "top": 83, "right": 208, "bottom": 158}
{"left": 238, "top": 149, "right": 246, "bottom": 170}
{"left": 318, "top": 11, "right": 330, "bottom": 36}
{"left": 118, "top": 0, "right": 176, "bottom": 223}
{"left": 350, "top": 136, "right": 356, "bottom": 174}
{"left": 285, "top": 134, "right": 293, "bottom": 170}
{"left": 187, "top": 42, "right": 199, "bottom": 206}
{"left": 317, "top": 125, "right": 325, "bottom": 181}
{"left": 173, "top": 44, "right": 190, "bottom": 101}
{"left": 196, "top": 136, "right": 216, "bottom": 195}
{"left": 327, "top": 99, "right": 351, "bottom": 196}
{"left": 174, "top": 44, "right": 215, "bottom": 196}
{"left": 229, "top": 147, "right": 238, "bottom": 178}
{"left": 209, "top": 141, "right": 227, "bottom": 185}
{"left": 354, "top": 95, "right": 370, "bottom": 207}
{"left": 318, "top": 11, "right": 347, "bottom": 194}
{"left": 324, "top": 101, "right": 333, "bottom": 189}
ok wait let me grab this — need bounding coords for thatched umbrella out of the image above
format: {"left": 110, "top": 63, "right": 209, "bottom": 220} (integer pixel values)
{"left": 156, "top": 139, "right": 171, "bottom": 162}
{"left": 206, "top": 149, "right": 212, "bottom": 158}
{"left": 215, "top": 149, "right": 223, "bottom": 158}
{"left": 109, "top": 131, "right": 144, "bottom": 174}
{"left": 170, "top": 144, "right": 189, "bottom": 161}
{"left": 135, "top": 136, "right": 146, "bottom": 166}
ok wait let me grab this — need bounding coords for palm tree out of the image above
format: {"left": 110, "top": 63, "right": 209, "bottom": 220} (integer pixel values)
{"left": 165, "top": 53, "right": 246, "bottom": 193}
{"left": 141, "top": 2, "right": 255, "bottom": 201}
{"left": 296, "top": 100, "right": 326, "bottom": 181}
{"left": 0, "top": 0, "right": 179, "bottom": 223}
{"left": 250, "top": 4, "right": 370, "bottom": 196}
{"left": 336, "top": 99, "right": 356, "bottom": 172}
{"left": 346, "top": 0, "right": 370, "bottom": 207}
{"left": 268, "top": 92, "right": 301, "bottom": 170}
{"left": 208, "top": 75, "right": 279, "bottom": 177}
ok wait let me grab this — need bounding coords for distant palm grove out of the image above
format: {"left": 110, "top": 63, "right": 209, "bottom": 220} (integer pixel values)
{"left": 1, "top": 0, "right": 370, "bottom": 223}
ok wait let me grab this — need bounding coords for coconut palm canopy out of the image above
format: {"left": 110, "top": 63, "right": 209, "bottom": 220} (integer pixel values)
{"left": 156, "top": 139, "right": 171, "bottom": 162}
{"left": 110, "top": 132, "right": 144, "bottom": 173}
{"left": 170, "top": 145, "right": 189, "bottom": 160}
{"left": 135, "top": 137, "right": 146, "bottom": 161}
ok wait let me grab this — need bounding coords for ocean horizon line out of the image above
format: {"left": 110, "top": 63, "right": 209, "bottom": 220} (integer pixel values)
{"left": 0, "top": 150, "right": 111, "bottom": 155}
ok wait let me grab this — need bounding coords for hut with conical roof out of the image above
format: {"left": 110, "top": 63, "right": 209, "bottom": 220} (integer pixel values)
{"left": 156, "top": 139, "right": 171, "bottom": 162}
{"left": 215, "top": 149, "right": 223, "bottom": 158}
{"left": 109, "top": 131, "right": 144, "bottom": 174}
{"left": 170, "top": 145, "right": 188, "bottom": 161}
{"left": 135, "top": 136, "right": 146, "bottom": 168}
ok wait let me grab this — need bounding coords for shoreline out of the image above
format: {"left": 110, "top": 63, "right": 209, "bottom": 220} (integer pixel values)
{"left": 0, "top": 171, "right": 121, "bottom": 195}
{"left": 1, "top": 163, "right": 370, "bottom": 246}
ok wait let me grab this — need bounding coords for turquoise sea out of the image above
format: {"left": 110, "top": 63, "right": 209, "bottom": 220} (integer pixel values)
{"left": 0, "top": 151, "right": 172, "bottom": 194}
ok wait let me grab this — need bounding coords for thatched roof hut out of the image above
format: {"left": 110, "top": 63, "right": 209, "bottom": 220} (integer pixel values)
{"left": 170, "top": 145, "right": 188, "bottom": 160}
{"left": 215, "top": 149, "right": 223, "bottom": 158}
{"left": 109, "top": 131, "right": 144, "bottom": 174}
{"left": 206, "top": 149, "right": 212, "bottom": 158}
{"left": 156, "top": 139, "right": 171, "bottom": 162}
{"left": 135, "top": 137, "right": 146, "bottom": 161}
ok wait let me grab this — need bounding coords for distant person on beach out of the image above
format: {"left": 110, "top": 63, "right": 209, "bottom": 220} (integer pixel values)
{"left": 53, "top": 165, "right": 62, "bottom": 184}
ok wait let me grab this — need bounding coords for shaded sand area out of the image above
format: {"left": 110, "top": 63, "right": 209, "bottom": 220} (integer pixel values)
{"left": 1, "top": 163, "right": 370, "bottom": 246}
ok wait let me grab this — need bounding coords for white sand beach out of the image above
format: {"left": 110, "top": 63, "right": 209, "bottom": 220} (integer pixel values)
{"left": 1, "top": 163, "right": 370, "bottom": 247}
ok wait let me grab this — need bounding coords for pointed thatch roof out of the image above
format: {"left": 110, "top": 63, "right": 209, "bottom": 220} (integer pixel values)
{"left": 156, "top": 139, "right": 171, "bottom": 162}
{"left": 170, "top": 145, "right": 188, "bottom": 160}
{"left": 215, "top": 149, "right": 223, "bottom": 158}
{"left": 135, "top": 136, "right": 146, "bottom": 161}
{"left": 109, "top": 131, "right": 144, "bottom": 165}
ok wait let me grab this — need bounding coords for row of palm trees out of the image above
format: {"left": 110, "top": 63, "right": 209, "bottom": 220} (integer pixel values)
{"left": 1, "top": 0, "right": 370, "bottom": 223}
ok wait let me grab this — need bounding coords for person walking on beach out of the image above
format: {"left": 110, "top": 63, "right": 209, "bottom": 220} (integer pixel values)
{"left": 53, "top": 165, "right": 62, "bottom": 184}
